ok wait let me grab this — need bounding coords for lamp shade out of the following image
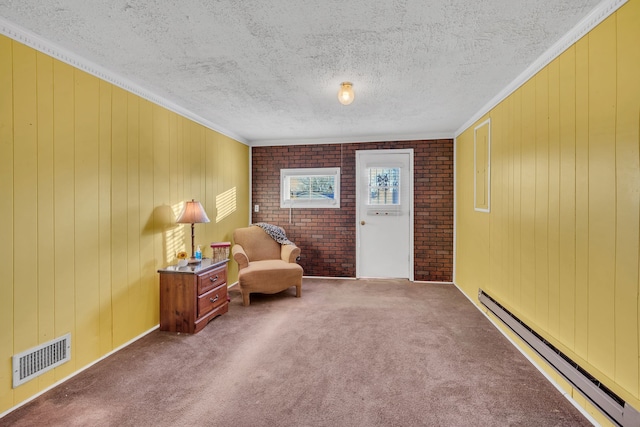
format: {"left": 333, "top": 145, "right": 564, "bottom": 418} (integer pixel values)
{"left": 176, "top": 199, "right": 210, "bottom": 224}
{"left": 338, "top": 82, "right": 355, "bottom": 105}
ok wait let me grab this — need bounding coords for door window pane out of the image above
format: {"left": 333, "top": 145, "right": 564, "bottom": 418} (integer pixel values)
{"left": 367, "top": 168, "right": 400, "bottom": 205}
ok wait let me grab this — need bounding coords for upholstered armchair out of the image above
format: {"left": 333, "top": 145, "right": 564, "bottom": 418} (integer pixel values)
{"left": 232, "top": 225, "right": 303, "bottom": 306}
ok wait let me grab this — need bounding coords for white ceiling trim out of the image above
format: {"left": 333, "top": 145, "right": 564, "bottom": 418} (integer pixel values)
{"left": 0, "top": 16, "right": 249, "bottom": 146}
{"left": 454, "top": 0, "right": 628, "bottom": 137}
{"left": 252, "top": 131, "right": 454, "bottom": 147}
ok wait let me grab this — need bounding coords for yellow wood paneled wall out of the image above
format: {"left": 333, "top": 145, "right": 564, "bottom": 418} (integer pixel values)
{"left": 0, "top": 35, "right": 250, "bottom": 413}
{"left": 456, "top": 1, "right": 640, "bottom": 422}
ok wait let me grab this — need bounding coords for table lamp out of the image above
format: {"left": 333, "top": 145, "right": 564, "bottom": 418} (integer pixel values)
{"left": 176, "top": 199, "right": 210, "bottom": 259}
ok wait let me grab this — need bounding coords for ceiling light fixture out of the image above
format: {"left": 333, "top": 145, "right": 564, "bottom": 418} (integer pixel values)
{"left": 337, "top": 82, "right": 355, "bottom": 105}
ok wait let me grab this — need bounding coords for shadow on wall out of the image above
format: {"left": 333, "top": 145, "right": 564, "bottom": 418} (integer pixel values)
{"left": 142, "top": 203, "right": 186, "bottom": 265}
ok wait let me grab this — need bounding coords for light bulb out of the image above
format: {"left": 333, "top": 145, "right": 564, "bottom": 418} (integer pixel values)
{"left": 338, "top": 82, "right": 354, "bottom": 105}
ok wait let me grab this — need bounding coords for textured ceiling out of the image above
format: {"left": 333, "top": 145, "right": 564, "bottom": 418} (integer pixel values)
{"left": 0, "top": 0, "right": 603, "bottom": 145}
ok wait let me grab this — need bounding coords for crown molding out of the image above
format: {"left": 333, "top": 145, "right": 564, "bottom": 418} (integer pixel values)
{"left": 2, "top": 0, "right": 624, "bottom": 148}
{"left": 454, "top": 0, "right": 628, "bottom": 137}
{"left": 0, "top": 17, "right": 249, "bottom": 146}
{"left": 250, "top": 131, "right": 454, "bottom": 147}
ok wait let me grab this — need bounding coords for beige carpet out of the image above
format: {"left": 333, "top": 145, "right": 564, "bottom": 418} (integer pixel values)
{"left": 1, "top": 278, "right": 591, "bottom": 426}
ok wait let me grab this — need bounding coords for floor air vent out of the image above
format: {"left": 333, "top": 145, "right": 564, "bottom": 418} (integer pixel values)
{"left": 478, "top": 289, "right": 640, "bottom": 427}
{"left": 12, "top": 333, "right": 71, "bottom": 388}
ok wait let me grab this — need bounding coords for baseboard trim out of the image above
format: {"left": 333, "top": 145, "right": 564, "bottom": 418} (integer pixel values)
{"left": 301, "top": 276, "right": 453, "bottom": 284}
{"left": 412, "top": 280, "right": 454, "bottom": 285}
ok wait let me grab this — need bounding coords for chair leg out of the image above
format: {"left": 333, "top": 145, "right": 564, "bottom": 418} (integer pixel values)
{"left": 295, "top": 284, "right": 301, "bottom": 298}
{"left": 242, "top": 291, "right": 250, "bottom": 307}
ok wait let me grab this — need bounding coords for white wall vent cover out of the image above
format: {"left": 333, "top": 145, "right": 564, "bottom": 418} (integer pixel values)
{"left": 12, "top": 333, "right": 71, "bottom": 388}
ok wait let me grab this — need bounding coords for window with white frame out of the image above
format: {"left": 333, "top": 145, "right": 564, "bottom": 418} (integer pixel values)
{"left": 280, "top": 167, "right": 340, "bottom": 208}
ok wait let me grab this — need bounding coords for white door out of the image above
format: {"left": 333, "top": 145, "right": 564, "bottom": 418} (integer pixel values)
{"left": 356, "top": 149, "right": 413, "bottom": 279}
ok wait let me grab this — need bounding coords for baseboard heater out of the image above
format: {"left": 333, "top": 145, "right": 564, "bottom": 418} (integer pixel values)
{"left": 478, "top": 289, "right": 640, "bottom": 427}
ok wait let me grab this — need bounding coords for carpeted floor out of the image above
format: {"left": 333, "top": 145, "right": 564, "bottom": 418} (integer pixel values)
{"left": 1, "top": 278, "right": 591, "bottom": 426}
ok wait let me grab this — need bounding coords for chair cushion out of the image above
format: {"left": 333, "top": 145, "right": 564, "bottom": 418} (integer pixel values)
{"left": 238, "top": 260, "right": 303, "bottom": 294}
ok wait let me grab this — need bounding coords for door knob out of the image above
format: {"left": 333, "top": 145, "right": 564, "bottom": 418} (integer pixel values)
{"left": 360, "top": 220, "right": 365, "bottom": 225}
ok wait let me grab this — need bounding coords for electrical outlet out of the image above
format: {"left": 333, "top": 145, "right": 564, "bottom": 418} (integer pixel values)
{"left": 254, "top": 204, "right": 259, "bottom": 212}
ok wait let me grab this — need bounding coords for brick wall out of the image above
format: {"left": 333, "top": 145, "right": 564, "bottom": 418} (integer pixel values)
{"left": 251, "top": 139, "right": 453, "bottom": 282}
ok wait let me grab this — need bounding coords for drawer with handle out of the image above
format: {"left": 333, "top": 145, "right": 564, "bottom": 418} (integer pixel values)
{"left": 197, "top": 265, "right": 227, "bottom": 294}
{"left": 197, "top": 282, "right": 227, "bottom": 317}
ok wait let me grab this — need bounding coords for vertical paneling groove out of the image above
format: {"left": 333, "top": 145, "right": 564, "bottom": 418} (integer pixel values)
{"left": 182, "top": 119, "right": 190, "bottom": 202}
{"left": 52, "top": 60, "right": 76, "bottom": 379}
{"left": 152, "top": 105, "right": 169, "bottom": 306}
{"left": 520, "top": 80, "right": 536, "bottom": 322}
{"left": 138, "top": 100, "right": 154, "bottom": 324}
{"left": 0, "top": 35, "right": 14, "bottom": 410}
{"left": 558, "top": 46, "right": 577, "bottom": 349}
{"left": 535, "top": 68, "right": 549, "bottom": 329}
{"left": 547, "top": 58, "right": 561, "bottom": 338}
{"left": 98, "top": 80, "right": 113, "bottom": 356}
{"left": 587, "top": 16, "right": 617, "bottom": 377}
{"left": 573, "top": 36, "right": 589, "bottom": 361}
{"left": 511, "top": 90, "right": 522, "bottom": 308}
{"left": 456, "top": 2, "right": 640, "bottom": 414}
{"left": 74, "top": 71, "right": 101, "bottom": 366}
{"left": 500, "top": 100, "right": 509, "bottom": 303}
{"left": 489, "top": 108, "right": 502, "bottom": 298}
{"left": 614, "top": 0, "right": 640, "bottom": 397}
{"left": 110, "top": 86, "right": 129, "bottom": 347}
{"left": 35, "top": 51, "right": 55, "bottom": 389}
{"left": 12, "top": 44, "right": 39, "bottom": 402}
{"left": 205, "top": 130, "right": 218, "bottom": 244}
{"left": 187, "top": 120, "right": 196, "bottom": 198}
{"left": 168, "top": 113, "right": 178, "bottom": 216}
{"left": 176, "top": 116, "right": 184, "bottom": 204}
{"left": 504, "top": 94, "right": 514, "bottom": 303}
{"left": 126, "top": 93, "right": 141, "bottom": 334}
{"left": 501, "top": 96, "right": 512, "bottom": 303}
{"left": 167, "top": 113, "right": 179, "bottom": 266}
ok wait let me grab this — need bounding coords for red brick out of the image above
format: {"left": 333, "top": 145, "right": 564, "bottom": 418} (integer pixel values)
{"left": 250, "top": 140, "right": 453, "bottom": 281}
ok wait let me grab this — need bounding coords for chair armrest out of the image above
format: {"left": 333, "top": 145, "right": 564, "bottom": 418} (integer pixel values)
{"left": 281, "top": 244, "right": 301, "bottom": 263}
{"left": 232, "top": 244, "right": 250, "bottom": 269}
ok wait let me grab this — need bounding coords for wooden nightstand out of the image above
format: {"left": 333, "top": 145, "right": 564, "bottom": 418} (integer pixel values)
{"left": 158, "top": 259, "right": 229, "bottom": 334}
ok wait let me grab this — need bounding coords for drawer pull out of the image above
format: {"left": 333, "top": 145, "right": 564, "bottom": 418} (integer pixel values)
{"left": 210, "top": 295, "right": 219, "bottom": 303}
{"left": 209, "top": 275, "right": 218, "bottom": 283}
